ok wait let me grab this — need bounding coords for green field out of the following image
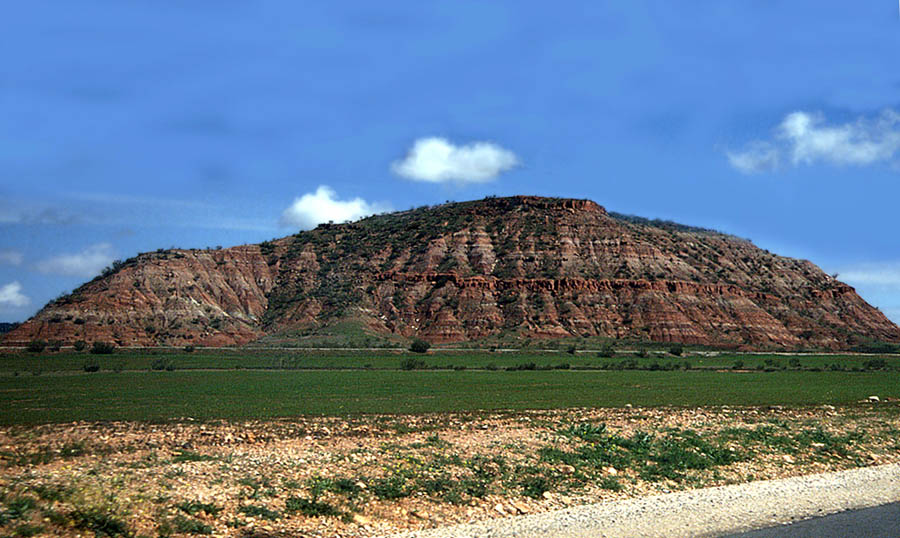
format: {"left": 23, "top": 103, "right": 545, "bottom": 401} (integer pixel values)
{"left": 1, "top": 368, "right": 898, "bottom": 425}
{"left": 2, "top": 349, "right": 898, "bottom": 374}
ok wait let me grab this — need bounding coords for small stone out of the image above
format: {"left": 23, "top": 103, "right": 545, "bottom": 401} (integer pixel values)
{"left": 868, "top": 395, "right": 880, "bottom": 403}
{"left": 494, "top": 503, "right": 507, "bottom": 515}
{"left": 560, "top": 464, "right": 575, "bottom": 474}
{"left": 625, "top": 404, "right": 633, "bottom": 409}
{"left": 605, "top": 466, "right": 618, "bottom": 476}
{"left": 355, "top": 481, "right": 367, "bottom": 490}
{"left": 811, "top": 442, "right": 825, "bottom": 449}
{"left": 542, "top": 491, "right": 553, "bottom": 500}
{"left": 782, "top": 454, "right": 795, "bottom": 464}
{"left": 511, "top": 501, "right": 530, "bottom": 514}
{"left": 352, "top": 514, "right": 372, "bottom": 525}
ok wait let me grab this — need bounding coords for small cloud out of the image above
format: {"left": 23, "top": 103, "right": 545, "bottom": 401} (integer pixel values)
{"left": 0, "top": 206, "right": 78, "bottom": 225}
{"left": 728, "top": 109, "right": 900, "bottom": 174}
{"left": 726, "top": 142, "right": 779, "bottom": 174}
{"left": 36, "top": 243, "right": 116, "bottom": 278}
{"left": 0, "top": 250, "right": 23, "bottom": 266}
{"left": 279, "top": 186, "right": 388, "bottom": 230}
{"left": 391, "top": 137, "right": 519, "bottom": 183}
{"left": 0, "top": 281, "right": 30, "bottom": 308}
{"left": 838, "top": 262, "right": 900, "bottom": 286}
{"left": 70, "top": 192, "right": 210, "bottom": 209}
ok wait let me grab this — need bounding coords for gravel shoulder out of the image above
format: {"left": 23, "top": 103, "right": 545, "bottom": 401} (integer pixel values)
{"left": 390, "top": 463, "right": 900, "bottom": 538}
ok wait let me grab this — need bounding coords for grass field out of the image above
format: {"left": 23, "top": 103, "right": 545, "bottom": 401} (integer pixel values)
{"left": 1, "top": 369, "right": 898, "bottom": 425}
{"left": 1, "top": 349, "right": 898, "bottom": 374}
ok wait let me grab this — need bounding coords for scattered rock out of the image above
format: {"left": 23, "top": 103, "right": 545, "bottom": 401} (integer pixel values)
{"left": 511, "top": 501, "right": 530, "bottom": 515}
{"left": 352, "top": 514, "right": 372, "bottom": 525}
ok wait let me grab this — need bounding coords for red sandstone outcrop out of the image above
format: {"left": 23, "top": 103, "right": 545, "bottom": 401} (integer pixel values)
{"left": 5, "top": 196, "right": 899, "bottom": 349}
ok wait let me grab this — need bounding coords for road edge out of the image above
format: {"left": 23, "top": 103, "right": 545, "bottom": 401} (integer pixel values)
{"left": 386, "top": 463, "right": 900, "bottom": 538}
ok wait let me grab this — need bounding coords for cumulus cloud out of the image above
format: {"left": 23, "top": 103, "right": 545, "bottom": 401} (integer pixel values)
{"left": 280, "top": 186, "right": 388, "bottom": 230}
{"left": 391, "top": 137, "right": 519, "bottom": 183}
{"left": 728, "top": 109, "right": 900, "bottom": 174}
{"left": 0, "top": 250, "right": 23, "bottom": 266}
{"left": 36, "top": 243, "right": 115, "bottom": 277}
{"left": 0, "top": 281, "right": 30, "bottom": 308}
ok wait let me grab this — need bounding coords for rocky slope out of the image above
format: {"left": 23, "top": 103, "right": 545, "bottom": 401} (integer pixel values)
{"left": 5, "top": 196, "right": 899, "bottom": 349}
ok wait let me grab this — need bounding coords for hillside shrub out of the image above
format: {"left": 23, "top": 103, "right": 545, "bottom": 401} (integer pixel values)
{"left": 409, "top": 339, "right": 431, "bottom": 353}
{"left": 669, "top": 345, "right": 683, "bottom": 356}
{"left": 26, "top": 340, "right": 47, "bottom": 353}
{"left": 400, "top": 357, "right": 427, "bottom": 370}
{"left": 73, "top": 340, "right": 87, "bottom": 352}
{"left": 82, "top": 359, "right": 101, "bottom": 373}
{"left": 90, "top": 342, "right": 115, "bottom": 355}
{"left": 597, "top": 345, "right": 615, "bottom": 358}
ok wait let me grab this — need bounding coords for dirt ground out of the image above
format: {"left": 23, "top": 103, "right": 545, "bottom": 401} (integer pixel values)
{"left": 1, "top": 404, "right": 898, "bottom": 537}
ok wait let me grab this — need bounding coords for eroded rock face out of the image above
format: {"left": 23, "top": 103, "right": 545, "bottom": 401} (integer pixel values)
{"left": 6, "top": 246, "right": 274, "bottom": 347}
{"left": 5, "top": 196, "right": 900, "bottom": 349}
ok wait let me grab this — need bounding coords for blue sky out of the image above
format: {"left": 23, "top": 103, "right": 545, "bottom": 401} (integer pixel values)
{"left": 2, "top": 1, "right": 900, "bottom": 324}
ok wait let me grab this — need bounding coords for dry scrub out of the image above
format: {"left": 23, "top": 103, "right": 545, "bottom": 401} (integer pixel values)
{"left": 1, "top": 405, "right": 898, "bottom": 537}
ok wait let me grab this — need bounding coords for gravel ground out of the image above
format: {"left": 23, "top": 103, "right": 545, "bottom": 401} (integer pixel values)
{"left": 389, "top": 463, "right": 900, "bottom": 538}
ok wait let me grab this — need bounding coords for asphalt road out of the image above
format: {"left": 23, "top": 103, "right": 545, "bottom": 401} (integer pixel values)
{"left": 727, "top": 502, "right": 900, "bottom": 538}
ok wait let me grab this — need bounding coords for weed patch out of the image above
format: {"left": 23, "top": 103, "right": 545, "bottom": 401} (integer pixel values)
{"left": 238, "top": 504, "right": 280, "bottom": 520}
{"left": 284, "top": 496, "right": 342, "bottom": 517}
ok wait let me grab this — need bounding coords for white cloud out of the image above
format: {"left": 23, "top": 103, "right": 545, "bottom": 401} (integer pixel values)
{"left": 279, "top": 186, "right": 387, "bottom": 230}
{"left": 780, "top": 110, "right": 900, "bottom": 166}
{"left": 36, "top": 243, "right": 115, "bottom": 277}
{"left": 0, "top": 250, "right": 23, "bottom": 266}
{"left": 726, "top": 142, "right": 779, "bottom": 174}
{"left": 391, "top": 137, "right": 519, "bottom": 183}
{"left": 837, "top": 262, "right": 900, "bottom": 286}
{"left": 0, "top": 281, "right": 30, "bottom": 308}
{"left": 728, "top": 109, "right": 900, "bottom": 174}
